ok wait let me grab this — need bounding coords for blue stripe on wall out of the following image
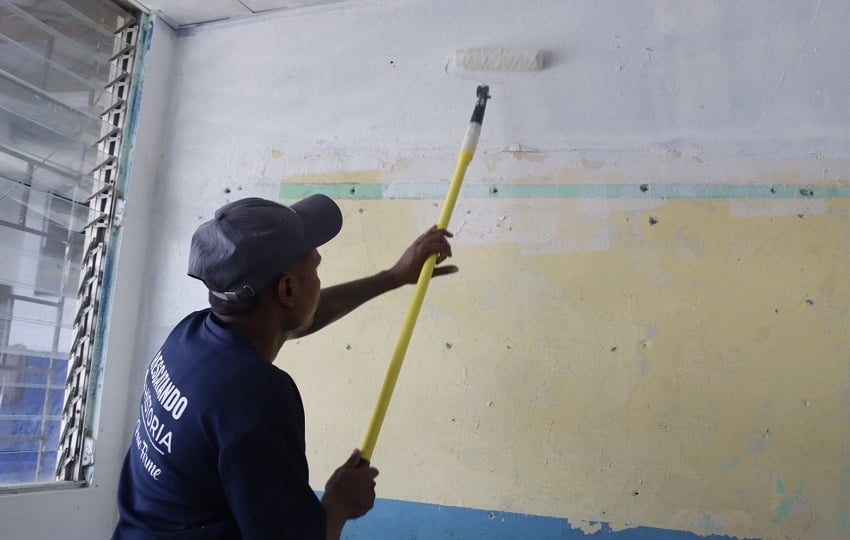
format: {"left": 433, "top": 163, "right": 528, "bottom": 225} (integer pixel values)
{"left": 312, "top": 494, "right": 756, "bottom": 540}
{"left": 281, "top": 182, "right": 850, "bottom": 201}
{"left": 332, "top": 497, "right": 756, "bottom": 540}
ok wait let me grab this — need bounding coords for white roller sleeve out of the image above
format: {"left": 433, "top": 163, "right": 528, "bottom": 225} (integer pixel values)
{"left": 453, "top": 48, "right": 544, "bottom": 72}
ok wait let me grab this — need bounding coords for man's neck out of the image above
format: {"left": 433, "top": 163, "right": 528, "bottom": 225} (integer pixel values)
{"left": 213, "top": 312, "right": 284, "bottom": 363}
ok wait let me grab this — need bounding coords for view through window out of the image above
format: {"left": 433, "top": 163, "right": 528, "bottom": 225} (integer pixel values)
{"left": 0, "top": 0, "right": 141, "bottom": 487}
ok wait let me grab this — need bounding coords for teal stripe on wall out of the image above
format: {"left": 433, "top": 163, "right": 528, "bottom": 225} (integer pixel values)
{"left": 333, "top": 497, "right": 755, "bottom": 540}
{"left": 281, "top": 183, "right": 850, "bottom": 200}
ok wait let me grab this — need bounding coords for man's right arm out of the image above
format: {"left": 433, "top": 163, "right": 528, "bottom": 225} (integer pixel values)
{"left": 291, "top": 226, "right": 457, "bottom": 339}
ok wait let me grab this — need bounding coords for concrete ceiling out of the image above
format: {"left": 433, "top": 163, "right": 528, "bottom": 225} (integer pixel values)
{"left": 126, "top": 0, "right": 348, "bottom": 28}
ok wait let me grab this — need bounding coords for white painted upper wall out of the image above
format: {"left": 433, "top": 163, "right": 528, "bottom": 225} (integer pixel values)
{"left": 163, "top": 0, "right": 849, "bottom": 157}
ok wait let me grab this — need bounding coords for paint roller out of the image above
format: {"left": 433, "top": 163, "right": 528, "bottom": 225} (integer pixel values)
{"left": 358, "top": 48, "right": 543, "bottom": 467}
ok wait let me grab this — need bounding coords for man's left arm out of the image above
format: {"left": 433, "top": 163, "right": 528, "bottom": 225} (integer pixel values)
{"left": 293, "top": 226, "right": 457, "bottom": 338}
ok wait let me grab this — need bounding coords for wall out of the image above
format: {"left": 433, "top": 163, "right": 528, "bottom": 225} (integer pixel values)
{"left": 0, "top": 16, "right": 177, "bottom": 538}
{"left": 8, "top": 0, "right": 847, "bottom": 538}
{"left": 139, "top": 1, "right": 849, "bottom": 539}
{"left": 127, "top": 0, "right": 850, "bottom": 538}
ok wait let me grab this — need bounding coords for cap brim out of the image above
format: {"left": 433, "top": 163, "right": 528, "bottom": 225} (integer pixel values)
{"left": 290, "top": 194, "right": 343, "bottom": 251}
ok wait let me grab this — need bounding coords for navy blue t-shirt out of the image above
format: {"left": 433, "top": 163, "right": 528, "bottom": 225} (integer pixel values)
{"left": 113, "top": 309, "right": 326, "bottom": 539}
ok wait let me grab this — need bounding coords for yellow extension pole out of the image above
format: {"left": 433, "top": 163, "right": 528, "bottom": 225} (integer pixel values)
{"left": 359, "top": 86, "right": 490, "bottom": 465}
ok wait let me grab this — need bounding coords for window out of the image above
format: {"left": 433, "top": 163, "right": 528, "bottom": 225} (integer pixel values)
{"left": 0, "top": 0, "right": 141, "bottom": 487}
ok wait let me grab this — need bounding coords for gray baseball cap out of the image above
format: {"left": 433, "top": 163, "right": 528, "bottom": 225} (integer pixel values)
{"left": 188, "top": 195, "right": 342, "bottom": 302}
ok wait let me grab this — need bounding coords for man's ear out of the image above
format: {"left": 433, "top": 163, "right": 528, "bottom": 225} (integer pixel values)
{"left": 276, "top": 273, "right": 297, "bottom": 307}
